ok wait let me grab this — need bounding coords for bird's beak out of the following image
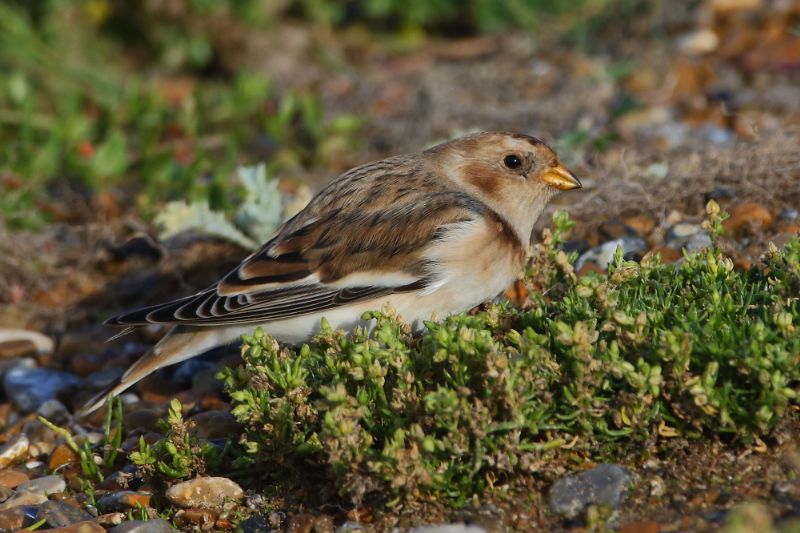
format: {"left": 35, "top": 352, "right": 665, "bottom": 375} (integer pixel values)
{"left": 541, "top": 164, "right": 582, "bottom": 190}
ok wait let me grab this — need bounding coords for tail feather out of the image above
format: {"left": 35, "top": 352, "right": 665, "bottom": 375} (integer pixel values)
{"left": 77, "top": 326, "right": 231, "bottom": 417}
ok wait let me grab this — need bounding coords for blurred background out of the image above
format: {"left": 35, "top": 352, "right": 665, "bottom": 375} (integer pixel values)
{"left": 0, "top": 0, "right": 799, "bottom": 327}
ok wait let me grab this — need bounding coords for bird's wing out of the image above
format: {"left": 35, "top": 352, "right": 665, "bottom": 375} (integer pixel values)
{"left": 106, "top": 176, "right": 490, "bottom": 328}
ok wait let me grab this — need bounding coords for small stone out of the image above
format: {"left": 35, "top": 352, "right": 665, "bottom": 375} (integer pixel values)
{"left": 37, "top": 499, "right": 94, "bottom": 528}
{"left": 189, "top": 411, "right": 243, "bottom": 440}
{"left": 622, "top": 215, "right": 656, "bottom": 237}
{"left": 548, "top": 464, "right": 633, "bottom": 519}
{"left": 165, "top": 476, "right": 244, "bottom": 511}
{"left": 410, "top": 526, "right": 488, "bottom": 533}
{"left": 3, "top": 367, "right": 81, "bottom": 412}
{"left": 664, "top": 222, "right": 705, "bottom": 249}
{"left": 176, "top": 508, "right": 218, "bottom": 529}
{"left": 778, "top": 208, "right": 799, "bottom": 221}
{"left": 82, "top": 367, "right": 125, "bottom": 391}
{"left": 96, "top": 512, "right": 126, "bottom": 527}
{"left": 49, "top": 443, "right": 80, "bottom": 471}
{"left": 16, "top": 474, "right": 66, "bottom": 496}
{"left": 703, "top": 186, "right": 735, "bottom": 204}
{"left": 649, "top": 475, "right": 667, "bottom": 498}
{"left": 723, "top": 203, "right": 774, "bottom": 234}
{"left": 46, "top": 520, "right": 106, "bottom": 532}
{"left": 0, "top": 330, "right": 54, "bottom": 358}
{"left": 575, "top": 237, "right": 647, "bottom": 272}
{"left": 239, "top": 514, "right": 271, "bottom": 533}
{"left": 172, "top": 360, "right": 217, "bottom": 388}
{"left": 97, "top": 491, "right": 152, "bottom": 512}
{"left": 678, "top": 29, "right": 719, "bottom": 55}
{"left": 123, "top": 407, "right": 164, "bottom": 431}
{"left": 315, "top": 515, "right": 335, "bottom": 533}
{"left": 37, "top": 399, "right": 70, "bottom": 424}
{"left": 650, "top": 247, "right": 682, "bottom": 263}
{"left": 110, "top": 518, "right": 175, "bottom": 532}
{"left": 288, "top": 513, "right": 317, "bottom": 533}
{"left": 0, "top": 470, "right": 29, "bottom": 489}
{"left": 598, "top": 219, "right": 638, "bottom": 241}
{"left": 29, "top": 440, "right": 56, "bottom": 458}
{"left": 0, "top": 506, "right": 26, "bottom": 530}
{"left": 0, "top": 490, "right": 48, "bottom": 510}
{"left": 0, "top": 486, "right": 13, "bottom": 502}
{"left": 685, "top": 231, "right": 712, "bottom": 252}
{"left": 0, "top": 434, "right": 29, "bottom": 468}
{"left": 619, "top": 521, "right": 660, "bottom": 533}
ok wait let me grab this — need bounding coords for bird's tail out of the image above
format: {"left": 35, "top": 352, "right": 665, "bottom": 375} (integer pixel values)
{"left": 77, "top": 326, "right": 224, "bottom": 417}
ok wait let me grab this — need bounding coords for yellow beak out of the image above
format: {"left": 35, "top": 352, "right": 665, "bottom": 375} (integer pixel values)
{"left": 541, "top": 164, "right": 582, "bottom": 190}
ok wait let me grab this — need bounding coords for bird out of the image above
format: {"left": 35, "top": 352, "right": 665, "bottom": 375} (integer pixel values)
{"left": 79, "top": 131, "right": 581, "bottom": 415}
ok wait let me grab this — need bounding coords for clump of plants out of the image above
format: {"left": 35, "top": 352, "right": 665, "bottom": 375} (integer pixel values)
{"left": 219, "top": 203, "right": 800, "bottom": 503}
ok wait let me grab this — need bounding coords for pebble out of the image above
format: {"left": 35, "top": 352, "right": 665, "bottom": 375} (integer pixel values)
{"left": 239, "top": 514, "right": 272, "bottom": 532}
{"left": 0, "top": 434, "right": 30, "bottom": 468}
{"left": 410, "top": 525, "right": 488, "bottom": 533}
{"left": 97, "top": 491, "right": 152, "bottom": 512}
{"left": 37, "top": 399, "right": 71, "bottom": 424}
{"left": 3, "top": 367, "right": 81, "bottom": 412}
{"left": 165, "top": 476, "right": 244, "bottom": 511}
{"left": 686, "top": 231, "right": 713, "bottom": 252}
{"left": 49, "top": 442, "right": 80, "bottom": 471}
{"left": 0, "top": 490, "right": 48, "bottom": 510}
{"left": 0, "top": 506, "right": 26, "bottom": 530}
{"left": 778, "top": 207, "right": 799, "bottom": 221}
{"left": 664, "top": 222, "right": 705, "bottom": 249}
{"left": 619, "top": 521, "right": 660, "bottom": 533}
{"left": 575, "top": 237, "right": 647, "bottom": 272}
{"left": 37, "top": 499, "right": 94, "bottom": 528}
{"left": 0, "top": 329, "right": 54, "bottom": 358}
{"left": 548, "top": 464, "right": 633, "bottom": 519}
{"left": 0, "top": 357, "right": 37, "bottom": 382}
{"left": 189, "top": 410, "right": 243, "bottom": 439}
{"left": 176, "top": 508, "right": 218, "bottom": 529}
{"left": 17, "top": 474, "right": 66, "bottom": 496}
{"left": 96, "top": 512, "right": 126, "bottom": 527}
{"left": 110, "top": 518, "right": 176, "bottom": 532}
{"left": 172, "top": 359, "right": 218, "bottom": 388}
{"left": 82, "top": 367, "right": 125, "bottom": 391}
{"left": 723, "top": 202, "right": 775, "bottom": 234}
{"left": 46, "top": 521, "right": 107, "bottom": 532}
{"left": 0, "top": 470, "right": 29, "bottom": 489}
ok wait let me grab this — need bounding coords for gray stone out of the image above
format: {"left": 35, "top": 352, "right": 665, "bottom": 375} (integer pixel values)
{"left": 548, "top": 464, "right": 633, "bottom": 519}
{"left": 665, "top": 222, "right": 704, "bottom": 249}
{"left": 165, "top": 476, "right": 243, "bottom": 511}
{"left": 16, "top": 474, "right": 66, "bottom": 496}
{"left": 575, "top": 237, "right": 647, "bottom": 271}
{"left": 37, "top": 499, "right": 94, "bottom": 527}
{"left": 0, "top": 491, "right": 47, "bottom": 510}
{"left": 238, "top": 515, "right": 271, "bottom": 533}
{"left": 110, "top": 518, "right": 175, "bottom": 532}
{"left": 779, "top": 207, "right": 799, "bottom": 221}
{"left": 3, "top": 367, "right": 81, "bottom": 412}
{"left": 36, "top": 399, "right": 70, "bottom": 424}
{"left": 82, "top": 367, "right": 125, "bottom": 391}
{"left": 685, "top": 231, "right": 713, "bottom": 252}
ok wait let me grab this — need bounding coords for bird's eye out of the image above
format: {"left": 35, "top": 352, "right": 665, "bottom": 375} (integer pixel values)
{"left": 503, "top": 154, "right": 522, "bottom": 169}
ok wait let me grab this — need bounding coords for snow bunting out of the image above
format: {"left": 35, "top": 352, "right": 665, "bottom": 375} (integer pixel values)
{"left": 80, "top": 131, "right": 580, "bottom": 414}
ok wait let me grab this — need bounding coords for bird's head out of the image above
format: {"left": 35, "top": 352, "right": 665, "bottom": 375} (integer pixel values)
{"left": 429, "top": 131, "right": 581, "bottom": 240}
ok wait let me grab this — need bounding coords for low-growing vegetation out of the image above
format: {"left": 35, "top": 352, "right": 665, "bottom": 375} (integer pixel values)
{"left": 210, "top": 205, "right": 800, "bottom": 505}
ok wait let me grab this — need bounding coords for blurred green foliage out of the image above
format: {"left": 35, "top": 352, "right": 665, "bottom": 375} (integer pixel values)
{"left": 0, "top": 1, "right": 360, "bottom": 230}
